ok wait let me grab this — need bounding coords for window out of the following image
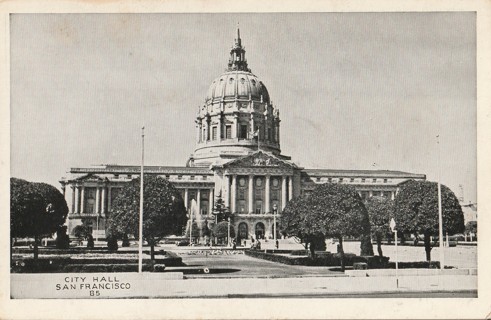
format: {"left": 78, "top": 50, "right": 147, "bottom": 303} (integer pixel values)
{"left": 212, "top": 127, "right": 217, "bottom": 140}
{"left": 361, "top": 178, "right": 366, "bottom": 183}
{"left": 239, "top": 124, "right": 248, "bottom": 139}
{"left": 165, "top": 175, "right": 170, "bottom": 179}
{"left": 114, "top": 174, "right": 119, "bottom": 179}
{"left": 178, "top": 175, "right": 183, "bottom": 180}
{"left": 238, "top": 189, "right": 246, "bottom": 200}
{"left": 328, "top": 178, "right": 332, "bottom": 183}
{"left": 373, "top": 178, "right": 377, "bottom": 183}
{"left": 226, "top": 125, "right": 232, "bottom": 139}
{"left": 190, "top": 176, "right": 195, "bottom": 180}
{"left": 316, "top": 177, "right": 321, "bottom": 182}
{"left": 350, "top": 178, "right": 355, "bottom": 183}
{"left": 383, "top": 179, "right": 388, "bottom": 183}
{"left": 339, "top": 178, "right": 344, "bottom": 183}
{"left": 268, "top": 128, "right": 272, "bottom": 141}
{"left": 202, "top": 175, "right": 207, "bottom": 180}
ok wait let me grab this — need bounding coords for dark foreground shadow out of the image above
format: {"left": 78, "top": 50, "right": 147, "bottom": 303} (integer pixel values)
{"left": 167, "top": 268, "right": 241, "bottom": 275}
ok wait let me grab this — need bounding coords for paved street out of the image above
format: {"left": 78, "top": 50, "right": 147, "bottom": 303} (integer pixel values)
{"left": 167, "top": 251, "right": 344, "bottom": 278}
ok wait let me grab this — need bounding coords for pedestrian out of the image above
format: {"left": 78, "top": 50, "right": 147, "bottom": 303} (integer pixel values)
{"left": 232, "top": 239, "right": 237, "bottom": 250}
{"left": 275, "top": 239, "right": 279, "bottom": 249}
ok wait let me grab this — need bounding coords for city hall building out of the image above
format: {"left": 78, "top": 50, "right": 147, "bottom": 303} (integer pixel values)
{"left": 60, "top": 29, "right": 425, "bottom": 242}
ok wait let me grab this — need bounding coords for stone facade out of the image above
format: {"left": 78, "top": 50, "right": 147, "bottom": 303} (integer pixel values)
{"left": 60, "top": 27, "right": 426, "bottom": 242}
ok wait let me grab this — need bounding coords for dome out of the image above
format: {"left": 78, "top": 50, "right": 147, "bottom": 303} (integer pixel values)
{"left": 205, "top": 71, "right": 270, "bottom": 103}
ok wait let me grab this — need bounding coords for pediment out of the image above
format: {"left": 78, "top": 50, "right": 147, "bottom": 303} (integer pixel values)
{"left": 223, "top": 151, "right": 297, "bottom": 169}
{"left": 74, "top": 173, "right": 107, "bottom": 182}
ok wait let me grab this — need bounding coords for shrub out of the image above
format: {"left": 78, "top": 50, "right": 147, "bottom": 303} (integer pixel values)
{"left": 107, "top": 237, "right": 118, "bottom": 251}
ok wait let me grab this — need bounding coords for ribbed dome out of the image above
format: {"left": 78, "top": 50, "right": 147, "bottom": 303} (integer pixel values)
{"left": 206, "top": 71, "right": 270, "bottom": 103}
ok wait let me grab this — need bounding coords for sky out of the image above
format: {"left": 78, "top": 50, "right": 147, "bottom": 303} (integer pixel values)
{"left": 9, "top": 13, "right": 476, "bottom": 203}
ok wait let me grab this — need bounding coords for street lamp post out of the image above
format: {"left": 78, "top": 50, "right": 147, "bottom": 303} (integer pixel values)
{"left": 273, "top": 204, "right": 278, "bottom": 242}
{"left": 227, "top": 217, "right": 231, "bottom": 247}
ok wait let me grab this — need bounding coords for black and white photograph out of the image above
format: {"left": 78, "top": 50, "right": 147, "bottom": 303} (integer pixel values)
{"left": 1, "top": 1, "right": 491, "bottom": 319}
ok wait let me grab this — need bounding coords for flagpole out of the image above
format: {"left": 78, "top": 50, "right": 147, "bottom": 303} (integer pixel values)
{"left": 395, "top": 229, "right": 399, "bottom": 288}
{"left": 437, "top": 134, "right": 444, "bottom": 270}
{"left": 138, "top": 127, "right": 145, "bottom": 273}
{"left": 390, "top": 218, "right": 399, "bottom": 288}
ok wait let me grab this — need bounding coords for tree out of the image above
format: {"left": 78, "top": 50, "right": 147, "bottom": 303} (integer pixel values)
{"left": 107, "top": 175, "right": 187, "bottom": 260}
{"left": 212, "top": 221, "right": 235, "bottom": 244}
{"left": 10, "top": 178, "right": 69, "bottom": 259}
{"left": 365, "top": 196, "right": 394, "bottom": 257}
{"left": 73, "top": 219, "right": 92, "bottom": 240}
{"left": 394, "top": 180, "right": 464, "bottom": 262}
{"left": 281, "top": 183, "right": 372, "bottom": 270}
{"left": 212, "top": 192, "right": 231, "bottom": 223}
{"left": 465, "top": 221, "right": 477, "bottom": 235}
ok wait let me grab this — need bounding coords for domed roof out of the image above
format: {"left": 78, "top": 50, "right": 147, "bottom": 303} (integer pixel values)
{"left": 206, "top": 71, "right": 270, "bottom": 103}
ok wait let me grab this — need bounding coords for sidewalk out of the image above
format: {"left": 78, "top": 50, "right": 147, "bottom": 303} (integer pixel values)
{"left": 11, "top": 273, "right": 477, "bottom": 299}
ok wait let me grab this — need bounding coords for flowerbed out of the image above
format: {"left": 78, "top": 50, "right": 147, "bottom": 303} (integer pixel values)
{"left": 11, "top": 251, "right": 182, "bottom": 273}
{"left": 179, "top": 250, "right": 244, "bottom": 256}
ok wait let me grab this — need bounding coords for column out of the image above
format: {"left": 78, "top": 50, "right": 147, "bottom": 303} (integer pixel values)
{"left": 197, "top": 189, "right": 201, "bottom": 215}
{"left": 101, "top": 187, "right": 106, "bottom": 214}
{"left": 248, "top": 175, "right": 254, "bottom": 214}
{"left": 107, "top": 187, "right": 112, "bottom": 213}
{"left": 80, "top": 186, "right": 85, "bottom": 213}
{"left": 217, "top": 116, "right": 222, "bottom": 140}
{"left": 74, "top": 186, "right": 80, "bottom": 214}
{"left": 225, "top": 175, "right": 230, "bottom": 208}
{"left": 265, "top": 175, "right": 270, "bottom": 214}
{"left": 250, "top": 114, "right": 255, "bottom": 138}
{"left": 231, "top": 175, "right": 237, "bottom": 213}
{"left": 95, "top": 187, "right": 100, "bottom": 214}
{"left": 233, "top": 114, "right": 239, "bottom": 138}
{"left": 391, "top": 191, "right": 395, "bottom": 200}
{"left": 71, "top": 186, "right": 75, "bottom": 214}
{"left": 288, "top": 176, "right": 293, "bottom": 201}
{"left": 184, "top": 188, "right": 189, "bottom": 210}
{"left": 209, "top": 189, "right": 214, "bottom": 215}
{"left": 281, "top": 176, "right": 287, "bottom": 210}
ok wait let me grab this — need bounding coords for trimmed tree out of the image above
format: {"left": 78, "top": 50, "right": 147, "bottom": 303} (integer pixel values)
{"left": 465, "top": 221, "right": 477, "bottom": 236}
{"left": 212, "top": 221, "right": 235, "bottom": 244}
{"left": 10, "top": 178, "right": 69, "bottom": 259}
{"left": 107, "top": 175, "right": 187, "bottom": 260}
{"left": 281, "top": 183, "right": 372, "bottom": 271}
{"left": 394, "top": 180, "right": 465, "bottom": 262}
{"left": 365, "top": 196, "right": 394, "bottom": 257}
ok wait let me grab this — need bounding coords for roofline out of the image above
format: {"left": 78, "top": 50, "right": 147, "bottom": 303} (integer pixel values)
{"left": 69, "top": 165, "right": 213, "bottom": 175}
{"left": 302, "top": 169, "right": 426, "bottom": 179}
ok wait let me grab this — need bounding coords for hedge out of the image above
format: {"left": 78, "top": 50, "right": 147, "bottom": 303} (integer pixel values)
{"left": 387, "top": 261, "right": 440, "bottom": 269}
{"left": 11, "top": 254, "right": 182, "bottom": 273}
{"left": 245, "top": 250, "right": 391, "bottom": 268}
